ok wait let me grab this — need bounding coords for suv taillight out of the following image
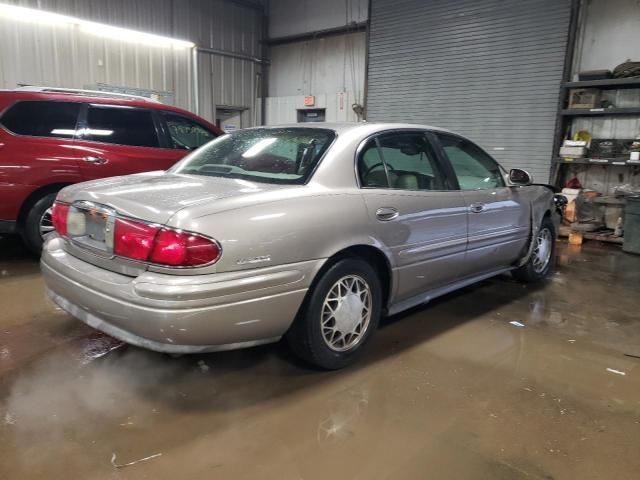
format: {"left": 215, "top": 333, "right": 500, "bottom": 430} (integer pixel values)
{"left": 113, "top": 218, "right": 221, "bottom": 267}
{"left": 51, "top": 202, "right": 70, "bottom": 236}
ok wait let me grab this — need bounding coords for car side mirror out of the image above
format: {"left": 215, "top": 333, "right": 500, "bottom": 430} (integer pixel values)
{"left": 509, "top": 168, "right": 532, "bottom": 186}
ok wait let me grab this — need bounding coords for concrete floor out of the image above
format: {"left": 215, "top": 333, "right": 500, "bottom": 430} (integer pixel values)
{"left": 0, "top": 235, "right": 639, "bottom": 480}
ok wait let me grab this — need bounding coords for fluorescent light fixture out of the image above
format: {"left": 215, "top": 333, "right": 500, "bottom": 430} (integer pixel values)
{"left": 0, "top": 3, "right": 195, "bottom": 49}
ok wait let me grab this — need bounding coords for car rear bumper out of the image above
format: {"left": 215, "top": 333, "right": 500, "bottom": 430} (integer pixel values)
{"left": 41, "top": 234, "right": 324, "bottom": 353}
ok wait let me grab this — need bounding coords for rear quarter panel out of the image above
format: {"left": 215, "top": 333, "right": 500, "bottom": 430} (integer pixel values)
{"left": 163, "top": 189, "right": 389, "bottom": 275}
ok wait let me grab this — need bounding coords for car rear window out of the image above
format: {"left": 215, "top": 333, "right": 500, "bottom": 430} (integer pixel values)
{"left": 170, "top": 128, "right": 336, "bottom": 185}
{"left": 0, "top": 101, "right": 80, "bottom": 138}
{"left": 84, "top": 105, "right": 159, "bottom": 148}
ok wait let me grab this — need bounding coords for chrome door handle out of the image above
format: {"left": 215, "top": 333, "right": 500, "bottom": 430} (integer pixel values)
{"left": 376, "top": 207, "right": 399, "bottom": 221}
{"left": 82, "top": 156, "right": 108, "bottom": 165}
{"left": 469, "top": 203, "right": 485, "bottom": 213}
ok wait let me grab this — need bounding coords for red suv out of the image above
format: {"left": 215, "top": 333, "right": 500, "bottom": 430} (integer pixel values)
{"left": 0, "top": 87, "right": 222, "bottom": 253}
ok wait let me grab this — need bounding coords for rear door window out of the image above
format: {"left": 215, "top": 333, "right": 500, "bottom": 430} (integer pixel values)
{"left": 0, "top": 101, "right": 80, "bottom": 138}
{"left": 162, "top": 112, "right": 216, "bottom": 150}
{"left": 84, "top": 105, "right": 159, "bottom": 148}
{"left": 358, "top": 132, "right": 447, "bottom": 190}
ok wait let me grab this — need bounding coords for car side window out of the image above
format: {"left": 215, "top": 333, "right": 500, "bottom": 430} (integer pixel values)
{"left": 0, "top": 101, "right": 80, "bottom": 138}
{"left": 162, "top": 112, "right": 216, "bottom": 150}
{"left": 437, "top": 134, "right": 505, "bottom": 190}
{"left": 358, "top": 132, "right": 446, "bottom": 191}
{"left": 84, "top": 105, "right": 159, "bottom": 148}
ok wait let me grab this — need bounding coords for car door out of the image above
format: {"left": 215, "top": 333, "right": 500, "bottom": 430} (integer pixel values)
{"left": 358, "top": 130, "right": 468, "bottom": 304}
{"left": 0, "top": 99, "right": 83, "bottom": 222}
{"left": 72, "top": 103, "right": 179, "bottom": 180}
{"left": 434, "top": 133, "right": 530, "bottom": 274}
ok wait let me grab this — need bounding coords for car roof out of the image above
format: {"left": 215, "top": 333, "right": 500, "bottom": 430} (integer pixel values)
{"left": 249, "top": 122, "right": 460, "bottom": 137}
{"left": 0, "top": 89, "right": 220, "bottom": 132}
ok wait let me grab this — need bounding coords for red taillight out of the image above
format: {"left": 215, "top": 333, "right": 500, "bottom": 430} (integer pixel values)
{"left": 114, "top": 218, "right": 159, "bottom": 261}
{"left": 113, "top": 218, "right": 220, "bottom": 267}
{"left": 150, "top": 229, "right": 221, "bottom": 267}
{"left": 51, "top": 202, "right": 69, "bottom": 236}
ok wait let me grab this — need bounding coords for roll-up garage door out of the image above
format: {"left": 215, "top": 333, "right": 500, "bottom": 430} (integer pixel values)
{"left": 366, "top": 0, "right": 572, "bottom": 182}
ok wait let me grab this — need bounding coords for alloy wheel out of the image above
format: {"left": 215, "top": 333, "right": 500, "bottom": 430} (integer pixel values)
{"left": 321, "top": 275, "right": 372, "bottom": 352}
{"left": 39, "top": 207, "right": 54, "bottom": 238}
{"left": 532, "top": 227, "right": 552, "bottom": 274}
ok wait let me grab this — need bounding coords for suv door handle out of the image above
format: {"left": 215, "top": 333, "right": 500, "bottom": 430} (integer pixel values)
{"left": 82, "top": 156, "right": 108, "bottom": 165}
{"left": 376, "top": 207, "right": 399, "bottom": 221}
{"left": 469, "top": 203, "right": 485, "bottom": 213}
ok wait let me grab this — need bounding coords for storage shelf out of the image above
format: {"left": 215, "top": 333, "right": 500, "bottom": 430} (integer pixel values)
{"left": 563, "top": 78, "right": 640, "bottom": 90}
{"left": 561, "top": 107, "right": 640, "bottom": 117}
{"left": 554, "top": 157, "right": 640, "bottom": 166}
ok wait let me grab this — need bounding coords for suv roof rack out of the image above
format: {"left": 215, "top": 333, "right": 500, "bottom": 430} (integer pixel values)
{"left": 15, "top": 86, "right": 159, "bottom": 102}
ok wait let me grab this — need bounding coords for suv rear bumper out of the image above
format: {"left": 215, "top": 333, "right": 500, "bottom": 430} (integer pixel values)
{"left": 41, "top": 234, "right": 324, "bottom": 353}
{"left": 0, "top": 220, "right": 16, "bottom": 234}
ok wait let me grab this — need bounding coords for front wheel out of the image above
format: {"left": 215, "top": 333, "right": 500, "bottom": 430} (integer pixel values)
{"left": 513, "top": 217, "right": 556, "bottom": 283}
{"left": 287, "top": 258, "right": 382, "bottom": 370}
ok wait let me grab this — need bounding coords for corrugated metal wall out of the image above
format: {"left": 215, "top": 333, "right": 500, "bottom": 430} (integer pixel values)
{"left": 0, "top": 15, "right": 194, "bottom": 108}
{"left": 265, "top": 26, "right": 366, "bottom": 124}
{"left": 269, "top": 32, "right": 366, "bottom": 98}
{"left": 269, "top": 0, "right": 368, "bottom": 39}
{"left": 265, "top": 91, "right": 362, "bottom": 124}
{"left": 1, "top": 0, "right": 263, "bottom": 124}
{"left": 366, "top": 0, "right": 573, "bottom": 182}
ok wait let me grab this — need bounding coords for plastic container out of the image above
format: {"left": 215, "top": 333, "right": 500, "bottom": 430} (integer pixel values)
{"left": 569, "top": 231, "right": 583, "bottom": 246}
{"left": 623, "top": 197, "right": 640, "bottom": 255}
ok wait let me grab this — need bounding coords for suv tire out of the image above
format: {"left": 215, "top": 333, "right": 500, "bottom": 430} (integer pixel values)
{"left": 21, "top": 192, "right": 57, "bottom": 255}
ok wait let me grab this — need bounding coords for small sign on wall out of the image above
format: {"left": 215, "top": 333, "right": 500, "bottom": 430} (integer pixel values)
{"left": 303, "top": 95, "right": 315, "bottom": 107}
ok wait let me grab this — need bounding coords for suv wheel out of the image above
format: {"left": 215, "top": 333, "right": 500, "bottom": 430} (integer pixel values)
{"left": 21, "top": 192, "right": 58, "bottom": 255}
{"left": 287, "top": 258, "right": 382, "bottom": 370}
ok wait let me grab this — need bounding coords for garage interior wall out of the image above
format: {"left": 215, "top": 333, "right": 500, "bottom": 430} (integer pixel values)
{"left": 0, "top": 0, "right": 263, "bottom": 126}
{"left": 265, "top": 0, "right": 368, "bottom": 125}
{"left": 366, "top": 0, "right": 573, "bottom": 182}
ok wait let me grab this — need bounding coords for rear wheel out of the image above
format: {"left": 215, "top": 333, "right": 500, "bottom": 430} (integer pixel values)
{"left": 287, "top": 258, "right": 382, "bottom": 370}
{"left": 513, "top": 217, "right": 556, "bottom": 283}
{"left": 21, "top": 192, "right": 57, "bottom": 255}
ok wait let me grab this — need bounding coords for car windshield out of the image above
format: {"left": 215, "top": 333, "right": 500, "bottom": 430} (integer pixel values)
{"left": 170, "top": 127, "right": 336, "bottom": 184}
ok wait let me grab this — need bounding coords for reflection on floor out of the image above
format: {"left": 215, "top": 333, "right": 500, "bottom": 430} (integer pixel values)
{"left": 0, "top": 235, "right": 639, "bottom": 479}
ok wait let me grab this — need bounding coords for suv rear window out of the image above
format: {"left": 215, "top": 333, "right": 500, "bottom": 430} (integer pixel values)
{"left": 162, "top": 112, "right": 216, "bottom": 150}
{"left": 85, "top": 105, "right": 159, "bottom": 148}
{"left": 0, "top": 101, "right": 80, "bottom": 138}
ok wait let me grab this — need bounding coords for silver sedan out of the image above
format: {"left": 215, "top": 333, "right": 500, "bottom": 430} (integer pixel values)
{"left": 41, "top": 123, "right": 560, "bottom": 369}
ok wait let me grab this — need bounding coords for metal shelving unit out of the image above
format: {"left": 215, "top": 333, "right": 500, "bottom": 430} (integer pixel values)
{"left": 554, "top": 157, "right": 640, "bottom": 166}
{"left": 561, "top": 107, "right": 640, "bottom": 116}
{"left": 551, "top": 78, "right": 640, "bottom": 187}
{"left": 563, "top": 78, "right": 640, "bottom": 90}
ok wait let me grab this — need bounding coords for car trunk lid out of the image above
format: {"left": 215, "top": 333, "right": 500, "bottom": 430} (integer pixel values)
{"left": 57, "top": 172, "right": 292, "bottom": 275}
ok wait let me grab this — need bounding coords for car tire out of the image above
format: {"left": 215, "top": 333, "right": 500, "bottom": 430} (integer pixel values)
{"left": 513, "top": 216, "right": 556, "bottom": 283}
{"left": 287, "top": 258, "right": 382, "bottom": 370}
{"left": 21, "top": 192, "right": 57, "bottom": 255}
